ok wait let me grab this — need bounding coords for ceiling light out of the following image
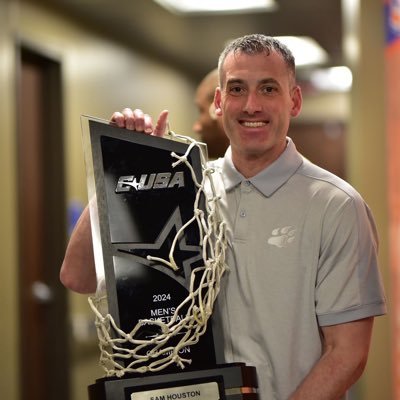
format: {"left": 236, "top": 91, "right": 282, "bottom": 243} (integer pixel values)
{"left": 277, "top": 36, "right": 329, "bottom": 67}
{"left": 310, "top": 66, "right": 353, "bottom": 92}
{"left": 153, "top": 0, "right": 277, "bottom": 15}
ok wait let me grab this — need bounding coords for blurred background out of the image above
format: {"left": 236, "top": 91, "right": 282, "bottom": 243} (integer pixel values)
{"left": 0, "top": 0, "right": 397, "bottom": 399}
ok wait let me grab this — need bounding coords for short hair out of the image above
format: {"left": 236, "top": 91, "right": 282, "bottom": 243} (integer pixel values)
{"left": 217, "top": 34, "right": 296, "bottom": 86}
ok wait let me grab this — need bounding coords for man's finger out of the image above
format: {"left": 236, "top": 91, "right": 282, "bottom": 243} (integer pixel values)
{"left": 123, "top": 108, "right": 142, "bottom": 131}
{"left": 153, "top": 110, "right": 169, "bottom": 137}
{"left": 132, "top": 108, "right": 145, "bottom": 131}
{"left": 144, "top": 114, "right": 153, "bottom": 133}
{"left": 110, "top": 111, "right": 125, "bottom": 127}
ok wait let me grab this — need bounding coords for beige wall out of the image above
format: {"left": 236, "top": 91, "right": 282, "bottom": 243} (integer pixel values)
{"left": 0, "top": 0, "right": 19, "bottom": 398}
{"left": 344, "top": 0, "right": 392, "bottom": 399}
{"left": 0, "top": 1, "right": 197, "bottom": 399}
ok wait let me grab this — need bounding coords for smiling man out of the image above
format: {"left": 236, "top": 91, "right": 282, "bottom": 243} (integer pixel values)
{"left": 214, "top": 37, "right": 302, "bottom": 178}
{"left": 61, "top": 34, "right": 386, "bottom": 400}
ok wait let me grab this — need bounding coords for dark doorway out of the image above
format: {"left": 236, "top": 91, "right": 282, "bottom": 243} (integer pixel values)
{"left": 16, "top": 45, "right": 70, "bottom": 400}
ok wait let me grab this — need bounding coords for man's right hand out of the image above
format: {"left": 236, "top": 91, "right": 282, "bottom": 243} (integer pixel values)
{"left": 110, "top": 108, "right": 169, "bottom": 137}
{"left": 60, "top": 107, "right": 170, "bottom": 294}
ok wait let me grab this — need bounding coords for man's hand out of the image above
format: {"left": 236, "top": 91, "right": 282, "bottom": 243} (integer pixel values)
{"left": 110, "top": 108, "right": 169, "bottom": 137}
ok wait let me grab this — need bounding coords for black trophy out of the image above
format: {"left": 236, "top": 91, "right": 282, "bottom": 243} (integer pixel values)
{"left": 81, "top": 116, "right": 258, "bottom": 400}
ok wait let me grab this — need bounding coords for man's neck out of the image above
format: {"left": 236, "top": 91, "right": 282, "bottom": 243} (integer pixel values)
{"left": 231, "top": 141, "right": 287, "bottom": 179}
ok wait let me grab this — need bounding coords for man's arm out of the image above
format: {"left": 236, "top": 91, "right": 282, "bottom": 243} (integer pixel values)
{"left": 289, "top": 317, "right": 374, "bottom": 400}
{"left": 60, "top": 206, "right": 97, "bottom": 293}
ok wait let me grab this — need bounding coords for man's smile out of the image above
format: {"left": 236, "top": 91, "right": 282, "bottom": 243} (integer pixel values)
{"left": 240, "top": 120, "right": 269, "bottom": 128}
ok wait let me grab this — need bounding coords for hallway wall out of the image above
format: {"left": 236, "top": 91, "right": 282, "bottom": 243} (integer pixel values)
{"left": 0, "top": 1, "right": 197, "bottom": 399}
{"left": 0, "top": 1, "right": 19, "bottom": 399}
{"left": 344, "top": 0, "right": 391, "bottom": 398}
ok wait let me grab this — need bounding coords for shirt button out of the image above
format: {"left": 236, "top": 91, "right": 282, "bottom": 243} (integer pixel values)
{"left": 240, "top": 209, "right": 246, "bottom": 217}
{"left": 245, "top": 180, "right": 251, "bottom": 186}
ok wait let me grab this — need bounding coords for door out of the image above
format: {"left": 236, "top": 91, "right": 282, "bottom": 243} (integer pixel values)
{"left": 17, "top": 45, "right": 70, "bottom": 400}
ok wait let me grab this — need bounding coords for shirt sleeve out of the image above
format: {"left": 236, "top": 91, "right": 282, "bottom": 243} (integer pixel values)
{"left": 315, "top": 194, "right": 387, "bottom": 327}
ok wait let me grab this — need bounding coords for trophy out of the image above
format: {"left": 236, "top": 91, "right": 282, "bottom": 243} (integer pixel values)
{"left": 81, "top": 116, "right": 258, "bottom": 400}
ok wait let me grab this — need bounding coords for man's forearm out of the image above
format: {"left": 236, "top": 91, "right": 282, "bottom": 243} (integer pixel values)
{"left": 289, "top": 345, "right": 365, "bottom": 399}
{"left": 60, "top": 206, "right": 97, "bottom": 293}
{"left": 289, "top": 318, "right": 373, "bottom": 400}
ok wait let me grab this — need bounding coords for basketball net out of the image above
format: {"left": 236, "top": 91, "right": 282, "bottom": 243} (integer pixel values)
{"left": 89, "top": 131, "right": 228, "bottom": 378}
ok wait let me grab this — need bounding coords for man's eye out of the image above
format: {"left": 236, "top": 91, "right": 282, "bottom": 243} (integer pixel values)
{"left": 262, "top": 86, "right": 276, "bottom": 94}
{"left": 228, "top": 86, "right": 244, "bottom": 95}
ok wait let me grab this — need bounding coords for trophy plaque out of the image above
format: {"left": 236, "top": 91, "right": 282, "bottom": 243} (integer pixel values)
{"left": 81, "top": 116, "right": 258, "bottom": 400}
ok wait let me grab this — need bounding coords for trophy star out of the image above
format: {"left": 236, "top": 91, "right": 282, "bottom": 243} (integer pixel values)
{"left": 123, "top": 178, "right": 140, "bottom": 190}
{"left": 117, "top": 206, "right": 203, "bottom": 288}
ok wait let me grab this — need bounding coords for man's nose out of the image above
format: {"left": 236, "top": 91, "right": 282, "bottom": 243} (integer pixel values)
{"left": 243, "top": 93, "right": 262, "bottom": 114}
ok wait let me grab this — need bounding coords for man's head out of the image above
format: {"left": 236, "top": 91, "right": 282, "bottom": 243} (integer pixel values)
{"left": 214, "top": 34, "right": 302, "bottom": 175}
{"left": 193, "top": 69, "right": 229, "bottom": 159}
{"left": 217, "top": 34, "right": 296, "bottom": 89}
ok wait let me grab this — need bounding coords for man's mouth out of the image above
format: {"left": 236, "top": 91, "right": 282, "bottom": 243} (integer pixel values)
{"left": 240, "top": 121, "right": 268, "bottom": 128}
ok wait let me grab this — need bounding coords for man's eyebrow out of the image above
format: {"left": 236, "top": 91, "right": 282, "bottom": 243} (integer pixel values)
{"left": 225, "top": 77, "right": 280, "bottom": 85}
{"left": 226, "top": 78, "right": 245, "bottom": 85}
{"left": 259, "top": 78, "right": 279, "bottom": 85}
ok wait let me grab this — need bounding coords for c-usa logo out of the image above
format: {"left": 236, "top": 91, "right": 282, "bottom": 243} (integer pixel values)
{"left": 115, "top": 171, "right": 185, "bottom": 193}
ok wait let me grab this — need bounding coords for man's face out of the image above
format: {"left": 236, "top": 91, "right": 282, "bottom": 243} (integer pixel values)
{"left": 193, "top": 77, "right": 229, "bottom": 159}
{"left": 215, "top": 50, "right": 302, "bottom": 165}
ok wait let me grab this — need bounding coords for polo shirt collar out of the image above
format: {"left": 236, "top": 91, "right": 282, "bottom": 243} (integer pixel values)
{"left": 221, "top": 138, "right": 303, "bottom": 197}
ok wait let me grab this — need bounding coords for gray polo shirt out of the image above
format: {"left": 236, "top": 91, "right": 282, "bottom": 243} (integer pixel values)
{"left": 209, "top": 138, "right": 386, "bottom": 400}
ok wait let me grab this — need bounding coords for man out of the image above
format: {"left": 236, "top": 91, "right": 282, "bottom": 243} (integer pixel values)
{"left": 61, "top": 34, "right": 386, "bottom": 400}
{"left": 192, "top": 68, "right": 229, "bottom": 159}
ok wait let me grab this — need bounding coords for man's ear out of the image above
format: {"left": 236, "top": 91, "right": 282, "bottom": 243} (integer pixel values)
{"left": 290, "top": 86, "right": 302, "bottom": 117}
{"left": 214, "top": 87, "right": 223, "bottom": 116}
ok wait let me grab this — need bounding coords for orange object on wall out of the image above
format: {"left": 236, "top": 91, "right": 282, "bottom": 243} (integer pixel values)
{"left": 385, "top": 1, "right": 400, "bottom": 398}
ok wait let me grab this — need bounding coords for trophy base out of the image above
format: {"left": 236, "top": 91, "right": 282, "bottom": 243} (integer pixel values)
{"left": 88, "top": 363, "right": 258, "bottom": 400}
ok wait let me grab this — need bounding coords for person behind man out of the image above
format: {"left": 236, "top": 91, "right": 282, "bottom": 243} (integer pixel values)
{"left": 192, "top": 68, "right": 229, "bottom": 159}
{"left": 61, "top": 34, "right": 386, "bottom": 400}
